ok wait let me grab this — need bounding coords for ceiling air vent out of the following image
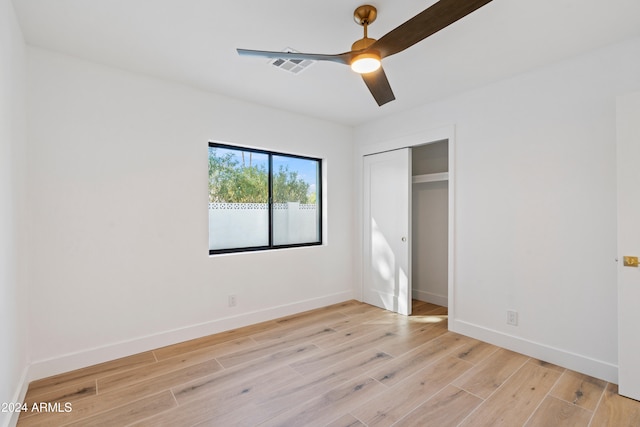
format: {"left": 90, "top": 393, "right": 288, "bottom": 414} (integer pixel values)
{"left": 270, "top": 48, "right": 315, "bottom": 74}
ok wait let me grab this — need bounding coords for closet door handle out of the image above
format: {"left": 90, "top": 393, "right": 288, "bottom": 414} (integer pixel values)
{"left": 401, "top": 237, "right": 407, "bottom": 242}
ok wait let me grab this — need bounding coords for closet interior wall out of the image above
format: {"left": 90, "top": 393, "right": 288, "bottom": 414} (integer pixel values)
{"left": 412, "top": 141, "right": 449, "bottom": 306}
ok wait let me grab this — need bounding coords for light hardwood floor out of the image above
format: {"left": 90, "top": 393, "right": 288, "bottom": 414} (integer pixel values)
{"left": 17, "top": 300, "right": 640, "bottom": 426}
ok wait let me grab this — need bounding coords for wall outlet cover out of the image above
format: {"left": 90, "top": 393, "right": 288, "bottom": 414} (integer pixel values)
{"left": 507, "top": 310, "right": 518, "bottom": 326}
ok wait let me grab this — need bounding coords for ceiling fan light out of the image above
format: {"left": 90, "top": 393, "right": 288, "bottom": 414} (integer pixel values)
{"left": 351, "top": 53, "right": 381, "bottom": 74}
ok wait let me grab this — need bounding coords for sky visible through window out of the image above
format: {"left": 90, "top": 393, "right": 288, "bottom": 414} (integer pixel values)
{"left": 273, "top": 155, "right": 318, "bottom": 197}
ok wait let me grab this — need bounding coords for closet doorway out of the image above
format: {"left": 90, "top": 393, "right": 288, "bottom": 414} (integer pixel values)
{"left": 361, "top": 129, "right": 454, "bottom": 317}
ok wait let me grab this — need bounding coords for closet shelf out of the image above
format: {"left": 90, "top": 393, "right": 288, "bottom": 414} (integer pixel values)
{"left": 412, "top": 172, "right": 449, "bottom": 184}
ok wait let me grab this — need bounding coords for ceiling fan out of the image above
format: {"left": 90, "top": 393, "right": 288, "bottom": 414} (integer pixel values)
{"left": 237, "top": 0, "right": 493, "bottom": 106}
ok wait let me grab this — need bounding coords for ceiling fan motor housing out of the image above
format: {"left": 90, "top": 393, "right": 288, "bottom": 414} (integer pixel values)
{"left": 351, "top": 37, "right": 376, "bottom": 51}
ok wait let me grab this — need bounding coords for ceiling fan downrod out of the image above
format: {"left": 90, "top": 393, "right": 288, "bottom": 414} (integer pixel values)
{"left": 352, "top": 5, "right": 378, "bottom": 50}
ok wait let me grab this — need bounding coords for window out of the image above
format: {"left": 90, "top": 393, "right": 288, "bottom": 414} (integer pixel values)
{"left": 208, "top": 143, "right": 322, "bottom": 254}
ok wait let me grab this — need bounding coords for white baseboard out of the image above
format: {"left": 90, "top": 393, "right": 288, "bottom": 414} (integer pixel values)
{"left": 451, "top": 319, "right": 618, "bottom": 384}
{"left": 413, "top": 290, "right": 448, "bottom": 307}
{"left": 28, "top": 291, "right": 353, "bottom": 382}
{"left": 4, "top": 366, "right": 29, "bottom": 427}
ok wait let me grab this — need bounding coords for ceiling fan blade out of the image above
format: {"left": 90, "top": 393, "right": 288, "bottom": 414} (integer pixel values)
{"left": 237, "top": 49, "right": 350, "bottom": 65}
{"left": 361, "top": 67, "right": 395, "bottom": 106}
{"left": 372, "top": 0, "right": 493, "bottom": 59}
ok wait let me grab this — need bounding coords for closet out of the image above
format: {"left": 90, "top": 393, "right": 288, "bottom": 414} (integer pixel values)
{"left": 412, "top": 141, "right": 449, "bottom": 307}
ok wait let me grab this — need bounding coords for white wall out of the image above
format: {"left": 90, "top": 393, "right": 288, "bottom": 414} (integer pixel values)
{"left": 0, "top": 0, "right": 29, "bottom": 426}
{"left": 355, "top": 37, "right": 640, "bottom": 382}
{"left": 26, "top": 47, "right": 355, "bottom": 378}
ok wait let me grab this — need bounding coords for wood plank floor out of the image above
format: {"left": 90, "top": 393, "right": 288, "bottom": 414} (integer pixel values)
{"left": 17, "top": 300, "right": 640, "bottom": 426}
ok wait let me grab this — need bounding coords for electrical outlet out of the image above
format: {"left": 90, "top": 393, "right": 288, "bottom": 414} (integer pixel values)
{"left": 507, "top": 310, "right": 518, "bottom": 326}
{"left": 228, "top": 295, "right": 237, "bottom": 307}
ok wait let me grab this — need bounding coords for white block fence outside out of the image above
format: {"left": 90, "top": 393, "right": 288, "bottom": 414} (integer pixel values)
{"left": 209, "top": 202, "right": 319, "bottom": 250}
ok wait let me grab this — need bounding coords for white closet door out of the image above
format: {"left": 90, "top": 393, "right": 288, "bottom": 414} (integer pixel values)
{"left": 617, "top": 91, "right": 640, "bottom": 400}
{"left": 363, "top": 148, "right": 412, "bottom": 315}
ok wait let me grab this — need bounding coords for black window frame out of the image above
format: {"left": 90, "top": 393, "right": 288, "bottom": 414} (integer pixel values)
{"left": 208, "top": 142, "right": 323, "bottom": 255}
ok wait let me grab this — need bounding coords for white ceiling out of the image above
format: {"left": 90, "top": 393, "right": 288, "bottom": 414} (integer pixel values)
{"left": 13, "top": 0, "right": 640, "bottom": 126}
